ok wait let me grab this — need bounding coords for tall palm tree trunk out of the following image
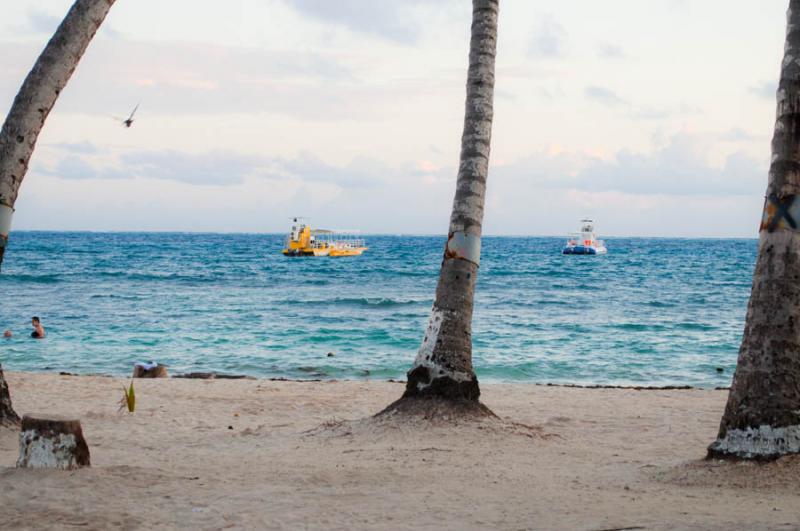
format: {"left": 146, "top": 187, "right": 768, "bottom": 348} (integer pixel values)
{"left": 391, "top": 0, "right": 498, "bottom": 407}
{"left": 708, "top": 0, "right": 800, "bottom": 460}
{"left": 0, "top": 364, "right": 20, "bottom": 426}
{"left": 0, "top": 0, "right": 116, "bottom": 271}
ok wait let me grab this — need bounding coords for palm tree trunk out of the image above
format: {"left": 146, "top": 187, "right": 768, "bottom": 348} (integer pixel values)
{"left": 708, "top": 0, "right": 800, "bottom": 460}
{"left": 394, "top": 0, "right": 498, "bottom": 406}
{"left": 0, "top": 0, "right": 116, "bottom": 271}
{"left": 0, "top": 365, "right": 20, "bottom": 427}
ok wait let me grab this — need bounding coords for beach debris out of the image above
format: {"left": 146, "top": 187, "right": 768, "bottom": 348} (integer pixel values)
{"left": 17, "top": 415, "right": 90, "bottom": 470}
{"left": 132, "top": 361, "right": 168, "bottom": 378}
{"left": 118, "top": 380, "right": 135, "bottom": 413}
{"left": 0, "top": 364, "right": 20, "bottom": 427}
{"left": 173, "top": 372, "right": 255, "bottom": 380}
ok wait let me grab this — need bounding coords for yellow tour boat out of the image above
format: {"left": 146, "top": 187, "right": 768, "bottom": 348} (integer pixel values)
{"left": 282, "top": 218, "right": 368, "bottom": 257}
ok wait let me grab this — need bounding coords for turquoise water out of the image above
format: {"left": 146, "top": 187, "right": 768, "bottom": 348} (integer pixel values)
{"left": 0, "top": 232, "right": 756, "bottom": 387}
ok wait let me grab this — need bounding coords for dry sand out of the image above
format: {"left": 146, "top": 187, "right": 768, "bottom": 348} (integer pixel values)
{"left": 0, "top": 372, "right": 798, "bottom": 530}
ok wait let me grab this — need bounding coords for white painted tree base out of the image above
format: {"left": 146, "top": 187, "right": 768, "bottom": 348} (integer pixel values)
{"left": 17, "top": 416, "right": 90, "bottom": 470}
{"left": 709, "top": 424, "right": 800, "bottom": 459}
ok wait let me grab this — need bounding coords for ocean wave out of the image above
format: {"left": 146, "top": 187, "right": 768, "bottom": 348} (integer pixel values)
{"left": 608, "top": 323, "right": 668, "bottom": 332}
{"left": 92, "top": 271, "right": 223, "bottom": 283}
{"left": 646, "top": 300, "right": 677, "bottom": 308}
{"left": 280, "top": 297, "right": 425, "bottom": 308}
{"left": 2, "top": 273, "right": 61, "bottom": 284}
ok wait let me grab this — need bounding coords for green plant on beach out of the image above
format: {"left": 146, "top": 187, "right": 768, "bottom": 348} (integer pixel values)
{"left": 118, "top": 380, "right": 135, "bottom": 413}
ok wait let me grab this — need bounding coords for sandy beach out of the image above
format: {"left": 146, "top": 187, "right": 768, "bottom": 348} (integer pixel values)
{"left": 0, "top": 372, "right": 797, "bottom": 530}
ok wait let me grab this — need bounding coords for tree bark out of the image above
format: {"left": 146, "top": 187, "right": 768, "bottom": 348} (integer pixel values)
{"left": 708, "top": 0, "right": 800, "bottom": 460}
{"left": 17, "top": 415, "right": 91, "bottom": 469}
{"left": 0, "top": 0, "right": 116, "bottom": 271}
{"left": 0, "top": 364, "right": 20, "bottom": 427}
{"left": 399, "top": 0, "right": 498, "bottom": 403}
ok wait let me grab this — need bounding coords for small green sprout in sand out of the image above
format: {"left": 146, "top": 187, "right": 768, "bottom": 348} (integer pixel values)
{"left": 118, "top": 380, "right": 135, "bottom": 413}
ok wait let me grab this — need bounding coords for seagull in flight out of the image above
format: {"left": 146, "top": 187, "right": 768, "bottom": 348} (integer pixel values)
{"left": 122, "top": 103, "right": 139, "bottom": 128}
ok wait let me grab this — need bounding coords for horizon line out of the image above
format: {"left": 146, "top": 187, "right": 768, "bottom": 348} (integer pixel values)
{"left": 7, "top": 229, "right": 760, "bottom": 240}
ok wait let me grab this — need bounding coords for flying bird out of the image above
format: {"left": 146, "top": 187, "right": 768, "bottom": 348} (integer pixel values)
{"left": 121, "top": 103, "right": 139, "bottom": 128}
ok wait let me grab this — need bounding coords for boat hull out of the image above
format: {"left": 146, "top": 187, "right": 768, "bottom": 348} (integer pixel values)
{"left": 329, "top": 247, "right": 368, "bottom": 257}
{"left": 563, "top": 245, "right": 606, "bottom": 255}
{"left": 282, "top": 249, "right": 318, "bottom": 257}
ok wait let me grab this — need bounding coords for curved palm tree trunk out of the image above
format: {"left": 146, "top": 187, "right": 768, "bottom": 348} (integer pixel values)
{"left": 401, "top": 0, "right": 498, "bottom": 403}
{"left": 708, "top": 0, "right": 800, "bottom": 460}
{"left": 0, "top": 0, "right": 116, "bottom": 271}
{"left": 0, "top": 364, "right": 20, "bottom": 426}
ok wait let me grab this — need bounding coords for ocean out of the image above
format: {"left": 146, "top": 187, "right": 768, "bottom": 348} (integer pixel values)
{"left": 0, "top": 232, "right": 756, "bottom": 387}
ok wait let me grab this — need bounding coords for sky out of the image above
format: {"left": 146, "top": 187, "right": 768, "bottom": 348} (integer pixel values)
{"left": 0, "top": 0, "right": 790, "bottom": 237}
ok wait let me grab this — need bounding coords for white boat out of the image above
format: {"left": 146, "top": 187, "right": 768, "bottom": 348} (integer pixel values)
{"left": 562, "top": 219, "right": 607, "bottom": 255}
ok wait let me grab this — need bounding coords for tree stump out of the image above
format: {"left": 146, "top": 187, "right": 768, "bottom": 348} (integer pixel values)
{"left": 17, "top": 415, "right": 90, "bottom": 470}
{"left": 0, "top": 364, "right": 20, "bottom": 427}
{"left": 132, "top": 364, "right": 168, "bottom": 378}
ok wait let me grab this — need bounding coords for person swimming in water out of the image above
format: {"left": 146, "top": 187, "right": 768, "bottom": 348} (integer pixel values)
{"left": 31, "top": 317, "right": 45, "bottom": 339}
{"left": 2, "top": 330, "right": 10, "bottom": 338}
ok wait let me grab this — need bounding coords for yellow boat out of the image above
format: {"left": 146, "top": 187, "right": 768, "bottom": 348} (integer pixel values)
{"left": 282, "top": 218, "right": 368, "bottom": 257}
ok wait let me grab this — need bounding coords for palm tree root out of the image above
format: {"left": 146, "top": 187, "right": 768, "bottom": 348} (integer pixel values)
{"left": 375, "top": 395, "right": 496, "bottom": 420}
{"left": 376, "top": 366, "right": 495, "bottom": 420}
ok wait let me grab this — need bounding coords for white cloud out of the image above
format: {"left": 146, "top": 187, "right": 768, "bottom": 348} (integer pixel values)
{"left": 282, "top": 0, "right": 458, "bottom": 44}
{"left": 597, "top": 43, "right": 625, "bottom": 59}
{"left": 585, "top": 86, "right": 627, "bottom": 107}
{"left": 493, "top": 132, "right": 765, "bottom": 197}
{"left": 749, "top": 80, "right": 777, "bottom": 100}
{"left": 529, "top": 14, "right": 567, "bottom": 58}
{"left": 26, "top": 9, "right": 60, "bottom": 34}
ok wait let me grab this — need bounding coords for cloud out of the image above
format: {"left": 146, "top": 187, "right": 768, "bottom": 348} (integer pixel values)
{"left": 274, "top": 152, "right": 385, "bottom": 188}
{"left": 0, "top": 40, "right": 357, "bottom": 120}
{"left": 49, "top": 141, "right": 99, "bottom": 155}
{"left": 748, "top": 80, "right": 777, "bottom": 100}
{"left": 25, "top": 135, "right": 767, "bottom": 237}
{"left": 282, "top": 0, "right": 450, "bottom": 44}
{"left": 720, "top": 127, "right": 761, "bottom": 142}
{"left": 597, "top": 43, "right": 625, "bottom": 59}
{"left": 493, "top": 132, "right": 765, "bottom": 197}
{"left": 585, "top": 85, "right": 626, "bottom": 107}
{"left": 111, "top": 150, "right": 265, "bottom": 185}
{"left": 43, "top": 132, "right": 763, "bottom": 198}
{"left": 46, "top": 155, "right": 98, "bottom": 180}
{"left": 529, "top": 14, "right": 567, "bottom": 58}
{"left": 628, "top": 102, "right": 702, "bottom": 121}
{"left": 38, "top": 146, "right": 390, "bottom": 188}
{"left": 27, "top": 9, "right": 60, "bottom": 34}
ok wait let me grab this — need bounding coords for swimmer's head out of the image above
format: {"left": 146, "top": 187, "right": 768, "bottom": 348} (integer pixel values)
{"left": 2, "top": 330, "right": 11, "bottom": 338}
{"left": 31, "top": 316, "right": 40, "bottom": 325}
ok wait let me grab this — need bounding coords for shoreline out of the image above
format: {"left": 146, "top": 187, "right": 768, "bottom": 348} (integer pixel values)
{"left": 10, "top": 369, "right": 732, "bottom": 391}
{"left": 0, "top": 372, "right": 791, "bottom": 530}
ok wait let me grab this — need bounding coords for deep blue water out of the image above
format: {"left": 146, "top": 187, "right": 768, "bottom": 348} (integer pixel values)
{"left": 0, "top": 232, "right": 757, "bottom": 387}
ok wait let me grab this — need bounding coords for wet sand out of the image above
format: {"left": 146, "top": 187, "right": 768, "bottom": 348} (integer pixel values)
{"left": 0, "top": 372, "right": 798, "bottom": 530}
